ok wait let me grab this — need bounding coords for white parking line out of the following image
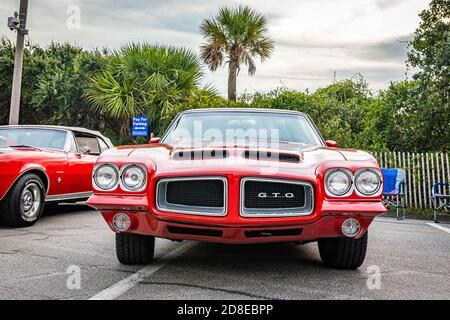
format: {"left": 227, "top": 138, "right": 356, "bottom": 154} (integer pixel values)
{"left": 427, "top": 223, "right": 450, "bottom": 234}
{"left": 89, "top": 242, "right": 194, "bottom": 300}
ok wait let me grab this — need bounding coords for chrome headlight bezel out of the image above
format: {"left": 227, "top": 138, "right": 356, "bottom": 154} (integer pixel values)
{"left": 92, "top": 163, "right": 120, "bottom": 191}
{"left": 120, "top": 164, "right": 147, "bottom": 192}
{"left": 324, "top": 168, "right": 353, "bottom": 197}
{"left": 354, "top": 168, "right": 383, "bottom": 197}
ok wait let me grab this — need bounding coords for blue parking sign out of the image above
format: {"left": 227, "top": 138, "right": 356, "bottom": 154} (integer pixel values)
{"left": 132, "top": 116, "right": 149, "bottom": 137}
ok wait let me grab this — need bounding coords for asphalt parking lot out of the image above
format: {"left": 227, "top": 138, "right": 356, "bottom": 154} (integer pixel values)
{"left": 0, "top": 205, "right": 449, "bottom": 300}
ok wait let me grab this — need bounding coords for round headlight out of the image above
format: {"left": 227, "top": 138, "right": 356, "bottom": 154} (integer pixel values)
{"left": 355, "top": 169, "right": 381, "bottom": 196}
{"left": 121, "top": 165, "right": 147, "bottom": 191}
{"left": 93, "top": 164, "right": 119, "bottom": 190}
{"left": 325, "top": 169, "right": 352, "bottom": 196}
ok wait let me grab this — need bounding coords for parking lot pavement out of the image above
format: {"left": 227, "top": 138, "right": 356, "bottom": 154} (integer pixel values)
{"left": 0, "top": 205, "right": 449, "bottom": 300}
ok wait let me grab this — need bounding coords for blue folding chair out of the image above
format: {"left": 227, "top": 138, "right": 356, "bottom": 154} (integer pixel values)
{"left": 382, "top": 168, "right": 406, "bottom": 220}
{"left": 431, "top": 182, "right": 450, "bottom": 223}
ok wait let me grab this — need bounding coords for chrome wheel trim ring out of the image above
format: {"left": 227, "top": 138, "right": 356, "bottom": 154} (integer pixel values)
{"left": 20, "top": 183, "right": 42, "bottom": 222}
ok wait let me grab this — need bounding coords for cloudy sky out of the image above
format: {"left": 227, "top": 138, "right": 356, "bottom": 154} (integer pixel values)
{"left": 0, "top": 0, "right": 430, "bottom": 95}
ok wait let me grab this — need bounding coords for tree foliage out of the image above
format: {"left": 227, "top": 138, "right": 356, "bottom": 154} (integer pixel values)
{"left": 406, "top": 0, "right": 450, "bottom": 151}
{"left": 86, "top": 43, "right": 206, "bottom": 139}
{"left": 0, "top": 39, "right": 120, "bottom": 142}
{"left": 200, "top": 6, "right": 274, "bottom": 101}
{"left": 0, "top": 1, "right": 448, "bottom": 151}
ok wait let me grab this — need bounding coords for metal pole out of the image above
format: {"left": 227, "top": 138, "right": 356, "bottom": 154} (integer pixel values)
{"left": 9, "top": 0, "right": 28, "bottom": 125}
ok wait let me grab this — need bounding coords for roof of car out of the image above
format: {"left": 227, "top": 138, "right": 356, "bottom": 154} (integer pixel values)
{"left": 179, "top": 108, "right": 308, "bottom": 116}
{"left": 0, "top": 125, "right": 113, "bottom": 146}
{"left": 0, "top": 124, "right": 102, "bottom": 135}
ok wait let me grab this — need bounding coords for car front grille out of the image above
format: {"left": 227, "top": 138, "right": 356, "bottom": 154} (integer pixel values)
{"left": 166, "top": 180, "right": 224, "bottom": 207}
{"left": 156, "top": 176, "right": 313, "bottom": 217}
{"left": 156, "top": 177, "right": 227, "bottom": 216}
{"left": 240, "top": 178, "right": 314, "bottom": 217}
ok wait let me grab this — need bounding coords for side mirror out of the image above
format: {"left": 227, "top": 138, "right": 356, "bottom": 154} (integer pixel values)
{"left": 325, "top": 140, "right": 338, "bottom": 148}
{"left": 81, "top": 146, "right": 91, "bottom": 155}
{"left": 149, "top": 137, "right": 161, "bottom": 144}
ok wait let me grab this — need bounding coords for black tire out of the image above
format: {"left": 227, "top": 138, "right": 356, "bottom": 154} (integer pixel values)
{"left": 115, "top": 232, "right": 155, "bottom": 265}
{"left": 318, "top": 231, "right": 368, "bottom": 269}
{"left": 0, "top": 173, "right": 45, "bottom": 228}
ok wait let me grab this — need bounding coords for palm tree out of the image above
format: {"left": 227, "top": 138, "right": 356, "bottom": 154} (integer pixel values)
{"left": 200, "top": 6, "right": 275, "bottom": 101}
{"left": 86, "top": 43, "right": 204, "bottom": 139}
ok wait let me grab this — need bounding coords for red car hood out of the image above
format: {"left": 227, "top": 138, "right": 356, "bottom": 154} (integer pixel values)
{"left": 100, "top": 142, "right": 376, "bottom": 179}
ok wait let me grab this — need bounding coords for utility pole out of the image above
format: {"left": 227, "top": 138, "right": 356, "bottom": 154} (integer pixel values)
{"left": 8, "top": 0, "right": 29, "bottom": 125}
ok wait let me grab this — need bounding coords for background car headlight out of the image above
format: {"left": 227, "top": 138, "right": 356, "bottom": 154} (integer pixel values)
{"left": 355, "top": 169, "right": 382, "bottom": 196}
{"left": 93, "top": 164, "right": 119, "bottom": 190}
{"left": 121, "top": 165, "right": 147, "bottom": 191}
{"left": 325, "top": 169, "right": 352, "bottom": 196}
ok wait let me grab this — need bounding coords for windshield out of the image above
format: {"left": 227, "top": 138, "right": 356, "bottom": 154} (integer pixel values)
{"left": 163, "top": 112, "right": 323, "bottom": 146}
{"left": 0, "top": 128, "right": 68, "bottom": 150}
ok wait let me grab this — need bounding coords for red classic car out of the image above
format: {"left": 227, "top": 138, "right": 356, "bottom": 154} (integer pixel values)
{"left": 87, "top": 109, "right": 387, "bottom": 269}
{"left": 0, "top": 125, "right": 113, "bottom": 228}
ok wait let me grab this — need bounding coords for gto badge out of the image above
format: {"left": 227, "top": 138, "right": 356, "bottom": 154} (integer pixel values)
{"left": 258, "top": 192, "right": 295, "bottom": 198}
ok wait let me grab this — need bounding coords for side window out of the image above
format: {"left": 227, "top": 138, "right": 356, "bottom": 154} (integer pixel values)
{"left": 68, "top": 133, "right": 78, "bottom": 153}
{"left": 98, "top": 138, "right": 109, "bottom": 153}
{"left": 0, "top": 136, "right": 8, "bottom": 147}
{"left": 75, "top": 135, "right": 101, "bottom": 155}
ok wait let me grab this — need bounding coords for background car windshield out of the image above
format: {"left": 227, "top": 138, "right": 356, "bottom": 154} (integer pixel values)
{"left": 0, "top": 128, "right": 68, "bottom": 150}
{"left": 163, "top": 112, "right": 323, "bottom": 146}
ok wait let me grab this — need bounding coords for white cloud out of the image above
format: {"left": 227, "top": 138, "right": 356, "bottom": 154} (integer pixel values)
{"left": 0, "top": 0, "right": 431, "bottom": 95}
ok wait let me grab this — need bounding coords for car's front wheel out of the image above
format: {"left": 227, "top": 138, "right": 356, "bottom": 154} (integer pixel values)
{"left": 116, "top": 232, "right": 155, "bottom": 265}
{"left": 318, "top": 231, "right": 368, "bottom": 269}
{"left": 0, "top": 173, "right": 45, "bottom": 228}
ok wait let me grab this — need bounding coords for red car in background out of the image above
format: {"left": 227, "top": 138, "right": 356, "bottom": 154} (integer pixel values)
{"left": 0, "top": 125, "right": 113, "bottom": 228}
{"left": 88, "top": 109, "right": 387, "bottom": 269}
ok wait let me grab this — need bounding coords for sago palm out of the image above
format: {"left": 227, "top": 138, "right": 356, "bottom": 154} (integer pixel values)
{"left": 86, "top": 43, "right": 203, "bottom": 138}
{"left": 200, "top": 5, "right": 274, "bottom": 101}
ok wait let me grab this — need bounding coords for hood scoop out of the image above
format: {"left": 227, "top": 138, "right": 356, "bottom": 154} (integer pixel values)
{"left": 172, "top": 149, "right": 230, "bottom": 160}
{"left": 244, "top": 150, "right": 300, "bottom": 163}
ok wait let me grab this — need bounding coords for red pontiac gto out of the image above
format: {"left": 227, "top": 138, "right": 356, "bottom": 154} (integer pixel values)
{"left": 87, "top": 109, "right": 387, "bottom": 269}
{"left": 0, "top": 125, "right": 113, "bottom": 228}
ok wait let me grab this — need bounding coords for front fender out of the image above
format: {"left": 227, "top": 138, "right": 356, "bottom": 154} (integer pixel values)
{"left": 0, "top": 163, "right": 49, "bottom": 200}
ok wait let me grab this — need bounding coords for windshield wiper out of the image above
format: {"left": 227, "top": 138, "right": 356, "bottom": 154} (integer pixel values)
{"left": 9, "top": 145, "right": 41, "bottom": 151}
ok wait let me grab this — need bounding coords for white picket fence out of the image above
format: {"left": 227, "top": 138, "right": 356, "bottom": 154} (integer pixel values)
{"left": 371, "top": 151, "right": 450, "bottom": 209}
